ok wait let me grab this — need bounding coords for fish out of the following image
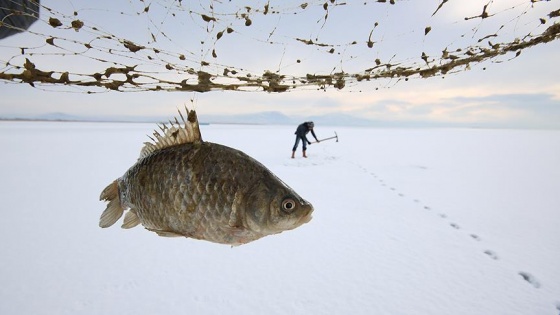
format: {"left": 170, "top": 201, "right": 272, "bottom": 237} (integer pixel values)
{"left": 99, "top": 107, "right": 313, "bottom": 245}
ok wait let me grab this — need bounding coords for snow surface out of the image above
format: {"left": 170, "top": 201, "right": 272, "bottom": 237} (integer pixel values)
{"left": 1, "top": 121, "right": 559, "bottom": 315}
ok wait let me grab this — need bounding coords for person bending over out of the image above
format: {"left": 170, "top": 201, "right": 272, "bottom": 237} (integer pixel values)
{"left": 291, "top": 121, "right": 319, "bottom": 158}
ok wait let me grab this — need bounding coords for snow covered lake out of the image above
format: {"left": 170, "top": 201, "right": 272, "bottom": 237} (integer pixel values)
{"left": 1, "top": 120, "right": 559, "bottom": 315}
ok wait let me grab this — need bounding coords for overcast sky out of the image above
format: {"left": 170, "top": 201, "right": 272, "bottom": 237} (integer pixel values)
{"left": 0, "top": 0, "right": 559, "bottom": 128}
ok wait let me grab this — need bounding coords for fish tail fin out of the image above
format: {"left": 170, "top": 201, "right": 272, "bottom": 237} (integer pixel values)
{"left": 99, "top": 180, "right": 124, "bottom": 228}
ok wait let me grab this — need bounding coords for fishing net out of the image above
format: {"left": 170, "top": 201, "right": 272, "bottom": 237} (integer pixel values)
{"left": 0, "top": 0, "right": 558, "bottom": 93}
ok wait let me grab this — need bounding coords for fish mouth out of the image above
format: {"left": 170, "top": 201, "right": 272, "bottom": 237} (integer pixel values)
{"left": 297, "top": 202, "right": 314, "bottom": 225}
{"left": 298, "top": 212, "right": 313, "bottom": 225}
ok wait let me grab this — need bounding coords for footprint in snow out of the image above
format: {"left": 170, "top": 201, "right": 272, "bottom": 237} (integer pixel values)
{"left": 518, "top": 271, "right": 541, "bottom": 288}
{"left": 483, "top": 250, "right": 499, "bottom": 260}
{"left": 449, "top": 223, "right": 460, "bottom": 229}
{"left": 470, "top": 234, "right": 481, "bottom": 241}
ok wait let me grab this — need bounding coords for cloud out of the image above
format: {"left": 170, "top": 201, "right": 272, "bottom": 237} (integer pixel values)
{"left": 311, "top": 96, "right": 341, "bottom": 109}
{"left": 478, "top": 93, "right": 560, "bottom": 113}
{"left": 431, "top": 93, "right": 560, "bottom": 128}
{"left": 443, "top": 93, "right": 560, "bottom": 115}
{"left": 346, "top": 91, "right": 560, "bottom": 129}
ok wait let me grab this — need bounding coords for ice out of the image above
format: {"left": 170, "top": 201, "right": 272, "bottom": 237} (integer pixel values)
{"left": 0, "top": 121, "right": 559, "bottom": 315}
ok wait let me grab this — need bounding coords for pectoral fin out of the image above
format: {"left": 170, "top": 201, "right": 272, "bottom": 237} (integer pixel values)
{"left": 222, "top": 225, "right": 256, "bottom": 246}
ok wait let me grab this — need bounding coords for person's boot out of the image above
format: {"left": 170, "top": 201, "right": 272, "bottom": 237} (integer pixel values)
{"left": 291, "top": 150, "right": 295, "bottom": 159}
{"left": 303, "top": 150, "right": 307, "bottom": 158}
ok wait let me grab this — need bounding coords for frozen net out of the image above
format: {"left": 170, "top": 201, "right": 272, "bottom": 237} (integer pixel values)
{"left": 0, "top": 0, "right": 559, "bottom": 93}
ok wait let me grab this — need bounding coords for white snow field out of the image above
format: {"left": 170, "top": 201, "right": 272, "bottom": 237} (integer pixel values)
{"left": 0, "top": 121, "right": 559, "bottom": 315}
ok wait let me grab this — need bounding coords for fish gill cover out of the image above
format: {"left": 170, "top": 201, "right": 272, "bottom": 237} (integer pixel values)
{"left": 0, "top": 0, "right": 558, "bottom": 93}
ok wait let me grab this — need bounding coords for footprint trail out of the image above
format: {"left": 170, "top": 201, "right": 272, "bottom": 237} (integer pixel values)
{"left": 348, "top": 160, "right": 550, "bottom": 307}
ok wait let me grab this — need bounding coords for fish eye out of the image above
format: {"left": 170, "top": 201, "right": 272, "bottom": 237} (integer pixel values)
{"left": 281, "top": 198, "right": 296, "bottom": 213}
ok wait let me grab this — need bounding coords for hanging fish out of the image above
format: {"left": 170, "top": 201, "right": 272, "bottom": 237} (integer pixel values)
{"left": 99, "top": 108, "right": 313, "bottom": 245}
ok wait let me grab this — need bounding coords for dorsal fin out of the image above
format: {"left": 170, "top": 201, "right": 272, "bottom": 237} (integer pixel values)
{"left": 139, "top": 106, "right": 202, "bottom": 159}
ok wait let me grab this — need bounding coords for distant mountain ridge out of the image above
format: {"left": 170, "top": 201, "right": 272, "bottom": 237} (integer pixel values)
{"left": 0, "top": 111, "right": 469, "bottom": 128}
{"left": 1, "top": 111, "right": 387, "bottom": 127}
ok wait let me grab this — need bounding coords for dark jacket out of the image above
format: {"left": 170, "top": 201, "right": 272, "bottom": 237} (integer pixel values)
{"left": 295, "top": 122, "right": 318, "bottom": 144}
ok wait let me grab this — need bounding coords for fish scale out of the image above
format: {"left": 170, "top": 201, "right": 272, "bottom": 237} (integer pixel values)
{"left": 99, "top": 108, "right": 313, "bottom": 245}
